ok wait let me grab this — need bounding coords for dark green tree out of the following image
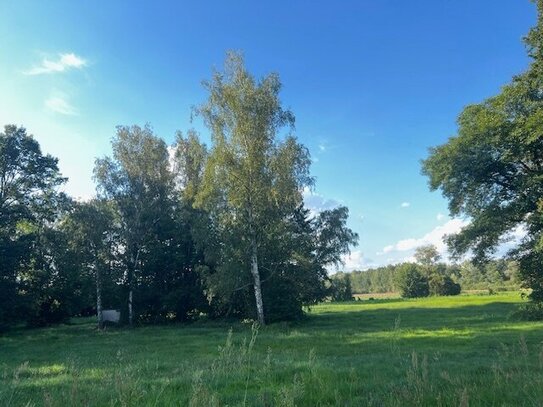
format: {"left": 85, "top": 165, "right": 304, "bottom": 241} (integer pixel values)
{"left": 0, "top": 125, "right": 67, "bottom": 329}
{"left": 262, "top": 205, "right": 358, "bottom": 320}
{"left": 395, "top": 264, "right": 429, "bottom": 298}
{"left": 428, "top": 272, "right": 461, "bottom": 296}
{"left": 422, "top": 1, "right": 543, "bottom": 303}
{"left": 330, "top": 273, "right": 354, "bottom": 302}
{"left": 94, "top": 125, "right": 209, "bottom": 325}
{"left": 94, "top": 125, "right": 176, "bottom": 325}
{"left": 61, "top": 199, "right": 119, "bottom": 328}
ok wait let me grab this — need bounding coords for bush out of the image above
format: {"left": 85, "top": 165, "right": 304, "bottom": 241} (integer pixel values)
{"left": 511, "top": 302, "right": 543, "bottom": 321}
{"left": 441, "top": 276, "right": 461, "bottom": 296}
{"left": 428, "top": 273, "right": 461, "bottom": 296}
{"left": 330, "top": 274, "right": 354, "bottom": 302}
{"left": 395, "top": 264, "right": 429, "bottom": 298}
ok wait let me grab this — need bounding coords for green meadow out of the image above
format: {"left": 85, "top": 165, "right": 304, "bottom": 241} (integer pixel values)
{"left": 1, "top": 292, "right": 543, "bottom": 406}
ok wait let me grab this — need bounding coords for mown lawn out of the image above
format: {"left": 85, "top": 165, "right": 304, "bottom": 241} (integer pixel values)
{"left": 1, "top": 292, "right": 542, "bottom": 406}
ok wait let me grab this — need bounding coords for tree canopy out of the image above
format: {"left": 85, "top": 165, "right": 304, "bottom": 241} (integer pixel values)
{"left": 0, "top": 54, "right": 358, "bottom": 330}
{"left": 194, "top": 53, "right": 357, "bottom": 324}
{"left": 422, "top": 1, "right": 543, "bottom": 301}
{"left": 0, "top": 125, "right": 69, "bottom": 330}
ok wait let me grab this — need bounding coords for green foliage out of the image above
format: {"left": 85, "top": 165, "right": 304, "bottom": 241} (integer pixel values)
{"left": 60, "top": 199, "right": 125, "bottom": 328}
{"left": 457, "top": 259, "right": 519, "bottom": 291}
{"left": 1, "top": 55, "right": 358, "bottom": 329}
{"left": 428, "top": 272, "right": 461, "bottom": 296}
{"left": 93, "top": 125, "right": 210, "bottom": 324}
{"left": 395, "top": 264, "right": 429, "bottom": 298}
{"left": 343, "top": 258, "right": 520, "bottom": 296}
{"left": 0, "top": 125, "right": 69, "bottom": 330}
{"left": 193, "top": 53, "right": 357, "bottom": 323}
{"left": 513, "top": 301, "right": 543, "bottom": 321}
{"left": 194, "top": 52, "right": 314, "bottom": 325}
{"left": 347, "top": 266, "right": 397, "bottom": 293}
{"left": 173, "top": 129, "right": 208, "bottom": 202}
{"left": 329, "top": 273, "right": 354, "bottom": 302}
{"left": 422, "top": 1, "right": 543, "bottom": 302}
{"left": 414, "top": 245, "right": 441, "bottom": 266}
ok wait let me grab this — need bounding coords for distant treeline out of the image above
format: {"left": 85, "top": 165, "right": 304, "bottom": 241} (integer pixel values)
{"left": 334, "top": 259, "right": 520, "bottom": 295}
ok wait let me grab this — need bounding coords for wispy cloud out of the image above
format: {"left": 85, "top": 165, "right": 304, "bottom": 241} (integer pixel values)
{"left": 378, "top": 218, "right": 469, "bottom": 256}
{"left": 436, "top": 212, "right": 446, "bottom": 221}
{"left": 303, "top": 186, "right": 342, "bottom": 218}
{"left": 375, "top": 215, "right": 530, "bottom": 268}
{"left": 25, "top": 53, "right": 87, "bottom": 75}
{"left": 45, "top": 96, "right": 78, "bottom": 115}
{"left": 338, "top": 250, "right": 374, "bottom": 272}
{"left": 400, "top": 202, "right": 410, "bottom": 208}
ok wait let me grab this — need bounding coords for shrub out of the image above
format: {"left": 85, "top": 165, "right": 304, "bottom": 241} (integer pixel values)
{"left": 395, "top": 264, "right": 429, "bottom": 298}
{"left": 330, "top": 274, "right": 354, "bottom": 302}
{"left": 428, "top": 273, "right": 461, "bottom": 296}
{"left": 512, "top": 302, "right": 543, "bottom": 321}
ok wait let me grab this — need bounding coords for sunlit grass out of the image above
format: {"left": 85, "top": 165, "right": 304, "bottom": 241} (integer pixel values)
{"left": 1, "top": 292, "right": 542, "bottom": 405}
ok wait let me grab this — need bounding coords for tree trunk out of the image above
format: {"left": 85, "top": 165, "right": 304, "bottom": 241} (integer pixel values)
{"left": 96, "top": 267, "right": 103, "bottom": 329}
{"left": 128, "top": 288, "right": 133, "bottom": 327}
{"left": 250, "top": 238, "right": 265, "bottom": 325}
{"left": 127, "top": 248, "right": 140, "bottom": 328}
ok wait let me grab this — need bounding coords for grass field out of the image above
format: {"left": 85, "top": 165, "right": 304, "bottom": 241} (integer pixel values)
{"left": 1, "top": 292, "right": 543, "bottom": 406}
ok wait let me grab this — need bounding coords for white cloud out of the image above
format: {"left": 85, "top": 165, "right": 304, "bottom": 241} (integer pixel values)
{"left": 378, "top": 218, "right": 469, "bottom": 257}
{"left": 338, "top": 250, "right": 374, "bottom": 272}
{"left": 45, "top": 96, "right": 78, "bottom": 115}
{"left": 494, "top": 224, "right": 528, "bottom": 257}
{"left": 376, "top": 218, "right": 529, "bottom": 267}
{"left": 167, "top": 145, "right": 177, "bottom": 172}
{"left": 303, "top": 187, "right": 341, "bottom": 218}
{"left": 437, "top": 213, "right": 446, "bottom": 221}
{"left": 318, "top": 143, "right": 327, "bottom": 152}
{"left": 401, "top": 255, "right": 417, "bottom": 263}
{"left": 25, "top": 53, "right": 87, "bottom": 75}
{"left": 381, "top": 244, "right": 394, "bottom": 254}
{"left": 400, "top": 202, "right": 410, "bottom": 208}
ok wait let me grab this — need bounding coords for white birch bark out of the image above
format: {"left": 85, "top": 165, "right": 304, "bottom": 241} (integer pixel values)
{"left": 250, "top": 238, "right": 265, "bottom": 325}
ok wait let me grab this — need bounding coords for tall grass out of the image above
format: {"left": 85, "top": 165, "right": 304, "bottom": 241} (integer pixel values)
{"left": 1, "top": 293, "right": 543, "bottom": 405}
{"left": 4, "top": 327, "right": 542, "bottom": 406}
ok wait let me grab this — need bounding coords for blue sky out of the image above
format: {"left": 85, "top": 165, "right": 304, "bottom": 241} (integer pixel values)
{"left": 0, "top": 1, "right": 536, "bottom": 270}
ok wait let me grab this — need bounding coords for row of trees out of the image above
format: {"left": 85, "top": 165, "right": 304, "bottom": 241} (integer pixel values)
{"left": 0, "top": 54, "right": 358, "bottom": 331}
{"left": 394, "top": 262, "right": 461, "bottom": 298}
{"left": 332, "top": 245, "right": 519, "bottom": 299}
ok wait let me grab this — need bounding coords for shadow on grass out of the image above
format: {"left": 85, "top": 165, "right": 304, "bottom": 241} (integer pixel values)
{"left": 304, "top": 302, "right": 519, "bottom": 330}
{"left": 2, "top": 296, "right": 543, "bottom": 407}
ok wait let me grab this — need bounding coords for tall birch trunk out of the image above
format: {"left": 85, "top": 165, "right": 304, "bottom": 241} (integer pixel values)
{"left": 128, "top": 248, "right": 140, "bottom": 327}
{"left": 250, "top": 238, "right": 265, "bottom": 325}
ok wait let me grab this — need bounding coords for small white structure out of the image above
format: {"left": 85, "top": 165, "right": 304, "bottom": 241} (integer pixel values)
{"left": 101, "top": 310, "right": 121, "bottom": 323}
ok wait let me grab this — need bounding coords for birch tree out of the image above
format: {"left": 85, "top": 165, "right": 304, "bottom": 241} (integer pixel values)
{"left": 94, "top": 125, "right": 173, "bottom": 326}
{"left": 196, "top": 53, "right": 313, "bottom": 325}
{"left": 62, "top": 200, "right": 117, "bottom": 329}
